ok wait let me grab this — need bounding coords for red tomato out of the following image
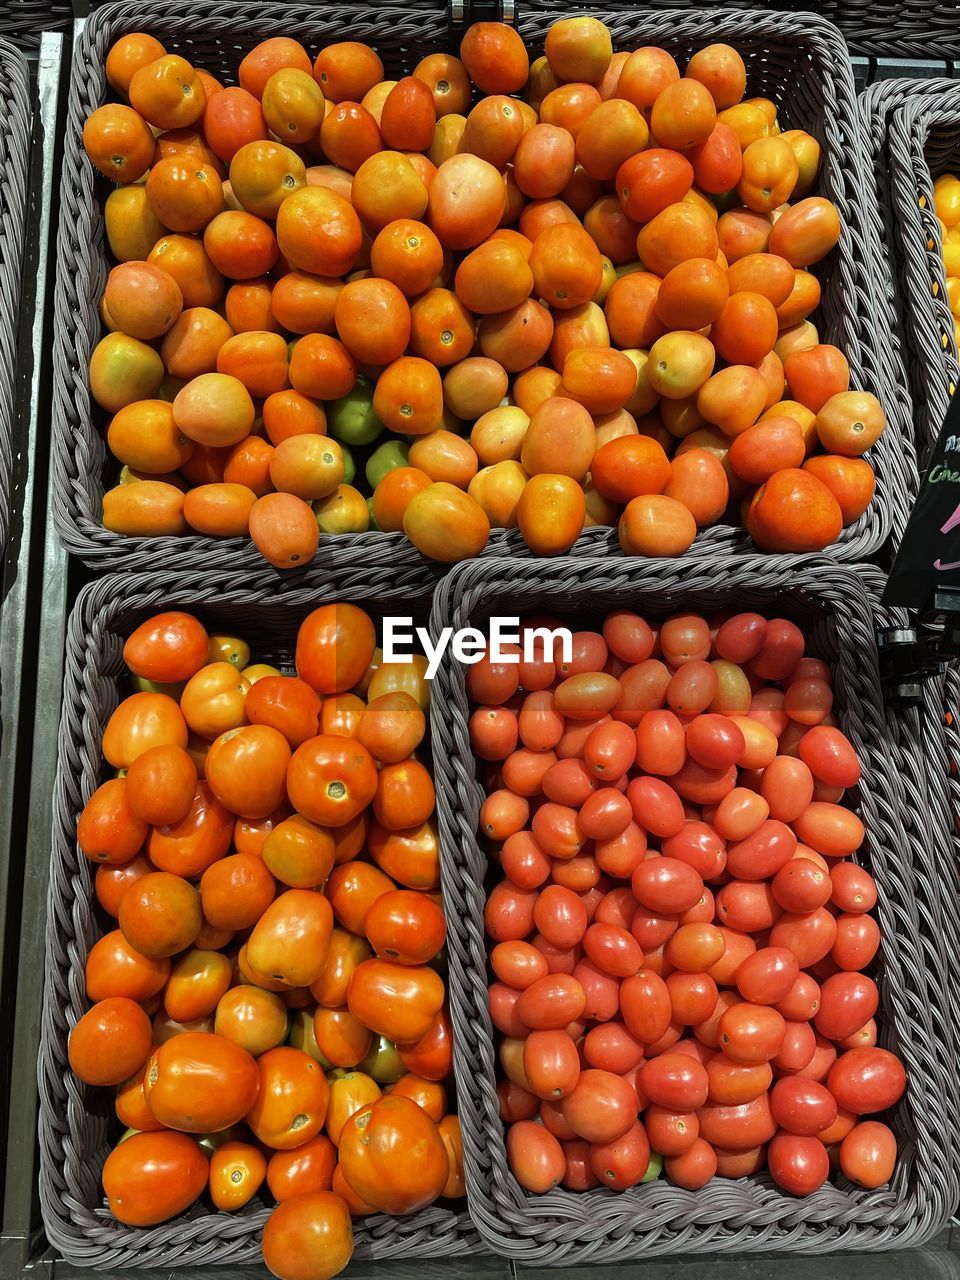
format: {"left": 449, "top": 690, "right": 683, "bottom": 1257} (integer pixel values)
{"left": 770, "top": 1077, "right": 838, "bottom": 1136}
{"left": 767, "top": 1131, "right": 829, "bottom": 1195}
{"left": 718, "top": 1002, "right": 785, "bottom": 1064}
{"left": 840, "top": 1120, "right": 897, "bottom": 1189}
{"left": 589, "top": 1120, "right": 651, "bottom": 1190}
{"left": 296, "top": 604, "right": 376, "bottom": 694}
{"left": 827, "top": 1048, "right": 906, "bottom": 1115}
{"left": 640, "top": 1053, "right": 708, "bottom": 1110}
{"left": 523, "top": 1029, "right": 581, "bottom": 1099}
{"left": 561, "top": 1068, "right": 638, "bottom": 1143}
{"left": 506, "top": 1120, "right": 565, "bottom": 1192}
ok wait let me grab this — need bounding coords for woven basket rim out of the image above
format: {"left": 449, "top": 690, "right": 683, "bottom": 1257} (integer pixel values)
{"left": 0, "top": 38, "right": 31, "bottom": 556}
{"left": 427, "top": 554, "right": 958, "bottom": 1262}
{"left": 37, "top": 563, "right": 480, "bottom": 1268}
{"left": 51, "top": 1, "right": 902, "bottom": 572}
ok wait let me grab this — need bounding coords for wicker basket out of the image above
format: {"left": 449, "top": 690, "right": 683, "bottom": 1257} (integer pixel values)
{"left": 0, "top": 2, "right": 71, "bottom": 47}
{"left": 37, "top": 561, "right": 479, "bottom": 1268}
{"left": 882, "top": 88, "right": 960, "bottom": 471}
{"left": 0, "top": 39, "right": 31, "bottom": 555}
{"left": 53, "top": 3, "right": 903, "bottom": 573}
{"left": 429, "top": 555, "right": 958, "bottom": 1263}
{"left": 525, "top": 0, "right": 960, "bottom": 62}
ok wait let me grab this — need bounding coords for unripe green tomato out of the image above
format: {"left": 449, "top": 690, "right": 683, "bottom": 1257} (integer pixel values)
{"left": 328, "top": 376, "right": 384, "bottom": 446}
{"left": 365, "top": 439, "right": 409, "bottom": 490}
{"left": 358, "top": 1034, "right": 405, "bottom": 1083}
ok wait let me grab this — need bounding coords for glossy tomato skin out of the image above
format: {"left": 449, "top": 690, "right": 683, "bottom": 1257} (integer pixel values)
{"left": 296, "top": 604, "right": 376, "bottom": 694}
{"left": 767, "top": 1131, "right": 829, "bottom": 1195}
{"left": 261, "top": 1190, "right": 355, "bottom": 1280}
{"left": 247, "top": 889, "right": 334, "bottom": 987}
{"left": 840, "top": 1120, "right": 897, "bottom": 1189}
{"left": 210, "top": 1141, "right": 267, "bottom": 1210}
{"left": 142, "top": 1031, "right": 260, "bottom": 1132}
{"left": 68, "top": 997, "right": 153, "bottom": 1086}
{"left": 286, "top": 734, "right": 378, "bottom": 826}
{"left": 247, "top": 1046, "right": 330, "bottom": 1149}
{"left": 827, "top": 1048, "right": 906, "bottom": 1115}
{"left": 123, "top": 612, "right": 209, "bottom": 683}
{"left": 507, "top": 1119, "right": 565, "bottom": 1192}
{"left": 338, "top": 1094, "right": 448, "bottom": 1213}
{"left": 102, "top": 1131, "right": 208, "bottom": 1225}
{"left": 347, "top": 958, "right": 445, "bottom": 1043}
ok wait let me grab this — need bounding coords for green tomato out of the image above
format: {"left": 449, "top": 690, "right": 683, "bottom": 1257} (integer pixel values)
{"left": 288, "top": 1008, "right": 330, "bottom": 1066}
{"left": 358, "top": 1034, "right": 405, "bottom": 1083}
{"left": 366, "top": 497, "right": 381, "bottom": 531}
{"left": 130, "top": 674, "right": 186, "bottom": 699}
{"left": 340, "top": 442, "right": 356, "bottom": 487}
{"left": 641, "top": 1151, "right": 663, "bottom": 1183}
{"left": 366, "top": 439, "right": 409, "bottom": 490}
{"left": 328, "top": 376, "right": 384, "bottom": 446}
{"left": 197, "top": 1125, "right": 245, "bottom": 1155}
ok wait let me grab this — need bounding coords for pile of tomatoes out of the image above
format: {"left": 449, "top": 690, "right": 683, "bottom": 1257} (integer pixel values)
{"left": 931, "top": 171, "right": 960, "bottom": 350}
{"left": 468, "top": 609, "right": 905, "bottom": 1197}
{"left": 69, "top": 604, "right": 462, "bottom": 1280}
{"left": 82, "top": 17, "right": 883, "bottom": 568}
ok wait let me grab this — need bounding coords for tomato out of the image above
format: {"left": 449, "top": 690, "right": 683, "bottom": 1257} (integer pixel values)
{"left": 326, "top": 861, "right": 395, "bottom": 934}
{"left": 247, "top": 889, "right": 334, "bottom": 987}
{"left": 522, "top": 1030, "right": 581, "bottom": 1100}
{"left": 266, "top": 1135, "right": 337, "bottom": 1203}
{"left": 313, "top": 1007, "right": 372, "bottom": 1067}
{"left": 338, "top": 1093, "right": 448, "bottom": 1213}
{"left": 734, "top": 947, "right": 798, "bottom": 1006}
{"left": 664, "top": 1136, "right": 717, "bottom": 1190}
{"left": 828, "top": 1047, "right": 906, "bottom": 1116}
{"left": 262, "top": 816, "right": 335, "bottom": 890}
{"left": 347, "top": 958, "right": 444, "bottom": 1042}
{"left": 164, "top": 948, "right": 232, "bottom": 1022}
{"left": 506, "top": 1120, "right": 565, "bottom": 1192}
{"left": 632, "top": 857, "right": 704, "bottom": 915}
{"left": 102, "top": 1131, "right": 208, "bottom": 1226}
{"left": 200, "top": 852, "right": 276, "bottom": 931}
{"left": 262, "top": 1190, "right": 354, "bottom": 1280}
{"left": 698, "top": 1093, "right": 776, "bottom": 1150}
{"left": 210, "top": 1140, "right": 267, "bottom": 1211}
{"left": 143, "top": 1031, "right": 259, "bottom": 1131}
{"left": 558, "top": 1069, "right": 637, "bottom": 1146}
{"left": 76, "top": 779, "right": 147, "bottom": 866}
{"left": 118, "top": 871, "right": 202, "bottom": 958}
{"left": 767, "top": 1132, "right": 829, "bottom": 1195}
{"left": 246, "top": 1046, "right": 330, "bottom": 1149}
{"left": 365, "top": 890, "right": 446, "bottom": 965}
{"left": 287, "top": 735, "right": 377, "bottom": 827}
{"left": 397, "top": 1006, "right": 453, "bottom": 1081}
{"left": 619, "top": 969, "right": 671, "bottom": 1045}
{"left": 204, "top": 724, "right": 291, "bottom": 820}
{"left": 583, "top": 923, "right": 644, "bottom": 978}
{"left": 295, "top": 605, "right": 376, "bottom": 696}
{"left": 814, "top": 971, "right": 878, "bottom": 1041}
{"left": 215, "top": 985, "right": 288, "bottom": 1057}
{"left": 840, "top": 1121, "right": 897, "bottom": 1189}
{"left": 706, "top": 1056, "right": 771, "bottom": 1106}
{"left": 245, "top": 677, "right": 322, "bottom": 748}
{"left": 640, "top": 1053, "right": 708, "bottom": 1110}
{"left": 718, "top": 1002, "right": 785, "bottom": 1064}
{"left": 68, "top": 997, "right": 153, "bottom": 1086}
{"left": 515, "top": 973, "right": 586, "bottom": 1030}
{"left": 123, "top": 612, "right": 208, "bottom": 683}
{"left": 799, "top": 725, "right": 861, "bottom": 789}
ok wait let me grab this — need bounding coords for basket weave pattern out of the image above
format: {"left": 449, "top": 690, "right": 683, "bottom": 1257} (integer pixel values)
{"left": 885, "top": 88, "right": 960, "bottom": 464}
{"left": 0, "top": 1, "right": 71, "bottom": 46}
{"left": 428, "top": 556, "right": 958, "bottom": 1263}
{"left": 0, "top": 39, "right": 31, "bottom": 554}
{"left": 52, "top": 4, "right": 902, "bottom": 571}
{"left": 37, "top": 563, "right": 479, "bottom": 1268}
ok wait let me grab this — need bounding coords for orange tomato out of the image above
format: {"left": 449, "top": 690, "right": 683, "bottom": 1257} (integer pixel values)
{"left": 310, "top": 929, "right": 372, "bottom": 1008}
{"left": 261, "top": 815, "right": 335, "bottom": 889}
{"left": 619, "top": 494, "right": 697, "bottom": 557}
{"left": 142, "top": 1031, "right": 259, "bottom": 1131}
{"left": 768, "top": 197, "right": 842, "bottom": 267}
{"left": 803, "top": 455, "right": 875, "bottom": 526}
{"left": 215, "top": 984, "right": 289, "bottom": 1056}
{"left": 101, "top": 1131, "right": 207, "bottom": 1226}
{"left": 747, "top": 467, "right": 843, "bottom": 552}
{"left": 439, "top": 1115, "right": 466, "bottom": 1197}
{"left": 663, "top": 447, "right": 730, "bottom": 526}
{"left": 85, "top": 930, "right": 169, "bottom": 1004}
{"left": 204, "top": 86, "right": 268, "bottom": 162}
{"left": 373, "top": 358, "right": 443, "bottom": 435}
{"left": 246, "top": 1045, "right": 330, "bottom": 1148}
{"left": 248, "top": 493, "right": 320, "bottom": 569}
{"left": 314, "top": 42, "right": 384, "bottom": 102}
{"left": 428, "top": 154, "right": 506, "bottom": 249}
{"left": 103, "top": 692, "right": 187, "bottom": 768}
{"left": 164, "top": 948, "right": 232, "bottom": 1022}
{"left": 334, "top": 277, "right": 411, "bottom": 365}
{"left": 205, "top": 724, "right": 291, "bottom": 819}
{"left": 247, "top": 889, "right": 335, "bottom": 987}
{"left": 276, "top": 186, "right": 361, "bottom": 276}
{"left": 402, "top": 483, "right": 491, "bottom": 561}
{"left": 338, "top": 1094, "right": 448, "bottom": 1214}
{"left": 210, "top": 1140, "right": 267, "bottom": 1211}
{"left": 368, "top": 819, "right": 440, "bottom": 890}
{"left": 365, "top": 890, "right": 446, "bottom": 966}
{"left": 267, "top": 1135, "right": 337, "bottom": 1201}
{"left": 347, "top": 958, "right": 444, "bottom": 1043}
{"left": 398, "top": 1006, "right": 453, "bottom": 1080}
{"left": 261, "top": 1191, "right": 354, "bottom": 1280}
{"left": 77, "top": 779, "right": 148, "bottom": 865}
{"left": 147, "top": 780, "right": 233, "bottom": 877}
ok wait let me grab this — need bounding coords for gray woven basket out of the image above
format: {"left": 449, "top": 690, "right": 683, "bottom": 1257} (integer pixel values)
{"left": 0, "top": 39, "right": 31, "bottom": 555}
{"left": 526, "top": 0, "right": 960, "bottom": 62}
{"left": 37, "top": 560, "right": 479, "bottom": 1269}
{"left": 0, "top": 2, "right": 71, "bottom": 47}
{"left": 428, "top": 555, "right": 959, "bottom": 1263}
{"left": 885, "top": 88, "right": 960, "bottom": 469}
{"left": 53, "top": 3, "right": 902, "bottom": 572}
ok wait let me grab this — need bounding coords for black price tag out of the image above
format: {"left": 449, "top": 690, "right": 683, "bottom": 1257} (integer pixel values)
{"left": 885, "top": 393, "right": 960, "bottom": 608}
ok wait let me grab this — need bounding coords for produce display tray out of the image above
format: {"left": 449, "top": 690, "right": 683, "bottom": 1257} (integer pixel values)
{"left": 860, "top": 78, "right": 960, "bottom": 469}
{"left": 429, "top": 555, "right": 959, "bottom": 1265}
{"left": 51, "top": 3, "right": 906, "bottom": 574}
{"left": 36, "top": 563, "right": 479, "bottom": 1270}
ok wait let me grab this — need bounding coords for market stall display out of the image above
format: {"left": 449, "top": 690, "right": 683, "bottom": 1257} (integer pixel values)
{"left": 52, "top": 5, "right": 904, "bottom": 574}
{"left": 37, "top": 567, "right": 477, "bottom": 1275}
{"left": 430, "top": 556, "right": 958, "bottom": 1263}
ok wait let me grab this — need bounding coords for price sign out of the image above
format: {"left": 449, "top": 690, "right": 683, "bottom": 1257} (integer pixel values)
{"left": 884, "top": 393, "right": 960, "bottom": 608}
